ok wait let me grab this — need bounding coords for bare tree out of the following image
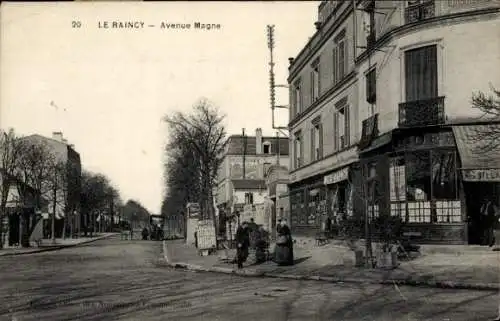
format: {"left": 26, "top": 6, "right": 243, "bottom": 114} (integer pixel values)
{"left": 163, "top": 98, "right": 228, "bottom": 223}
{"left": 471, "top": 86, "right": 500, "bottom": 151}
{"left": 0, "top": 129, "right": 24, "bottom": 249}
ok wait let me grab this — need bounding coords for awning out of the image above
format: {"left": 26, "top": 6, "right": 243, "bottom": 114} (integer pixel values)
{"left": 452, "top": 124, "right": 500, "bottom": 182}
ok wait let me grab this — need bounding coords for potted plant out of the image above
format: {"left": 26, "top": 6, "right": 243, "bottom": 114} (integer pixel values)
{"left": 373, "top": 215, "right": 403, "bottom": 269}
{"left": 338, "top": 215, "right": 366, "bottom": 267}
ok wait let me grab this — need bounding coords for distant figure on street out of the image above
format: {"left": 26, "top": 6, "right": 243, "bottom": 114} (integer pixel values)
{"left": 275, "top": 218, "right": 294, "bottom": 266}
{"left": 129, "top": 225, "right": 133, "bottom": 240}
{"left": 481, "top": 199, "right": 498, "bottom": 247}
{"left": 235, "top": 221, "right": 250, "bottom": 269}
{"left": 255, "top": 225, "right": 269, "bottom": 263}
{"left": 142, "top": 227, "right": 149, "bottom": 240}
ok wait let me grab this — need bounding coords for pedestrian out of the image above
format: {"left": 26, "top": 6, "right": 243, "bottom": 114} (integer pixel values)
{"left": 129, "top": 225, "right": 133, "bottom": 240}
{"left": 235, "top": 221, "right": 250, "bottom": 269}
{"left": 481, "top": 199, "right": 497, "bottom": 247}
{"left": 275, "top": 218, "right": 294, "bottom": 266}
{"left": 255, "top": 225, "right": 269, "bottom": 263}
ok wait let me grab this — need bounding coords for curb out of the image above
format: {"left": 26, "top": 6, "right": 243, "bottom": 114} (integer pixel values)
{"left": 0, "top": 233, "right": 116, "bottom": 257}
{"left": 162, "top": 241, "right": 499, "bottom": 291}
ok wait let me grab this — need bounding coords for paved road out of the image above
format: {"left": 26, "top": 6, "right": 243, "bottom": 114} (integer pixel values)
{"left": 0, "top": 237, "right": 498, "bottom": 321}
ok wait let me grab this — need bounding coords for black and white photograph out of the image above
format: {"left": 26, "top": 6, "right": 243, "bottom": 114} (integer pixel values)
{"left": 1, "top": 1, "right": 500, "bottom": 320}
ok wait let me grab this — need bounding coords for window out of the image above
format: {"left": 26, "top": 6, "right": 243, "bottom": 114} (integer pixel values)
{"left": 334, "top": 99, "right": 350, "bottom": 151}
{"left": 263, "top": 142, "right": 271, "bottom": 154}
{"left": 366, "top": 68, "right": 377, "bottom": 105}
{"left": 406, "top": 151, "right": 431, "bottom": 201}
{"left": 310, "top": 119, "right": 323, "bottom": 161}
{"left": 363, "top": 1, "right": 376, "bottom": 48}
{"left": 293, "top": 80, "right": 302, "bottom": 114}
{"left": 311, "top": 59, "right": 320, "bottom": 102}
{"left": 405, "top": 0, "right": 435, "bottom": 24}
{"left": 405, "top": 45, "right": 438, "bottom": 102}
{"left": 245, "top": 192, "right": 254, "bottom": 204}
{"left": 294, "top": 131, "right": 302, "bottom": 169}
{"left": 333, "top": 30, "right": 347, "bottom": 84}
{"left": 366, "top": 163, "right": 379, "bottom": 220}
{"left": 431, "top": 151, "right": 457, "bottom": 200}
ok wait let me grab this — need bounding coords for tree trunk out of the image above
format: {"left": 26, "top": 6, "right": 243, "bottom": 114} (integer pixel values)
{"left": 52, "top": 189, "right": 56, "bottom": 244}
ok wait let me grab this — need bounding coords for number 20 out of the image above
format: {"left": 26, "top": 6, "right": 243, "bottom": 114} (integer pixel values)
{"left": 72, "top": 21, "right": 82, "bottom": 28}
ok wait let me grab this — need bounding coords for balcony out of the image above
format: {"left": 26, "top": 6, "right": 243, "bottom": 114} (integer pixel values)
{"left": 398, "top": 96, "right": 445, "bottom": 127}
{"left": 405, "top": 1, "right": 436, "bottom": 24}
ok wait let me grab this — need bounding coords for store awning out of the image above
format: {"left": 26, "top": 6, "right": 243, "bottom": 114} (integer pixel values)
{"left": 452, "top": 124, "right": 500, "bottom": 182}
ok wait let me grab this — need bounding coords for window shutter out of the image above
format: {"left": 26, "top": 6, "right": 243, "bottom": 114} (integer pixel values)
{"left": 319, "top": 123, "right": 324, "bottom": 158}
{"left": 345, "top": 105, "right": 350, "bottom": 146}
{"left": 333, "top": 47, "right": 338, "bottom": 83}
{"left": 333, "top": 113, "right": 338, "bottom": 151}
{"left": 310, "top": 127, "right": 315, "bottom": 161}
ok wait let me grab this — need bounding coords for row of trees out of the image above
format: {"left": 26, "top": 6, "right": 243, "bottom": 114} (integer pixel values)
{"left": 0, "top": 129, "right": 122, "bottom": 248}
{"left": 161, "top": 99, "right": 228, "bottom": 232}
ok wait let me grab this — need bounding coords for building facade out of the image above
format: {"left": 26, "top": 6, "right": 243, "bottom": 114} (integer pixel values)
{"left": 288, "top": 0, "right": 500, "bottom": 243}
{"left": 215, "top": 128, "right": 289, "bottom": 233}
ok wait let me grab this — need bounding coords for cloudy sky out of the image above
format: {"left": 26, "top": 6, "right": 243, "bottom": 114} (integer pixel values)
{"left": 1, "top": 1, "right": 318, "bottom": 214}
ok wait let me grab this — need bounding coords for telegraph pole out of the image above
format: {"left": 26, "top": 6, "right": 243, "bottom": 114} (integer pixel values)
{"left": 242, "top": 128, "right": 246, "bottom": 179}
{"left": 266, "top": 24, "right": 289, "bottom": 137}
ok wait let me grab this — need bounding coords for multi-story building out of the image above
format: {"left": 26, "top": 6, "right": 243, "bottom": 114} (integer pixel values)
{"left": 287, "top": 0, "right": 500, "bottom": 244}
{"left": 21, "top": 132, "right": 82, "bottom": 237}
{"left": 215, "top": 128, "right": 289, "bottom": 230}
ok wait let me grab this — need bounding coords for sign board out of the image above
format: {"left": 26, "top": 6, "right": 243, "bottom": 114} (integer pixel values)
{"left": 324, "top": 167, "right": 349, "bottom": 185}
{"left": 197, "top": 219, "right": 216, "bottom": 250}
{"left": 187, "top": 203, "right": 201, "bottom": 218}
{"left": 462, "top": 169, "right": 500, "bottom": 182}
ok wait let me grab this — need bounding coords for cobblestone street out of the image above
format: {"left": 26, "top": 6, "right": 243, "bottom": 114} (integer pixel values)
{"left": 0, "top": 236, "right": 498, "bottom": 321}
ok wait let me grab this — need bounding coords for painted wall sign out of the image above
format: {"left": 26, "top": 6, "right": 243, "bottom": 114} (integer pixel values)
{"left": 462, "top": 168, "right": 500, "bottom": 182}
{"left": 324, "top": 167, "right": 349, "bottom": 185}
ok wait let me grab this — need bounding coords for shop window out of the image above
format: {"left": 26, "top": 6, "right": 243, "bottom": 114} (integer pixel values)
{"left": 431, "top": 151, "right": 457, "bottom": 200}
{"left": 407, "top": 201, "right": 432, "bottom": 223}
{"left": 245, "top": 192, "right": 254, "bottom": 204}
{"left": 435, "top": 200, "right": 461, "bottom": 223}
{"left": 406, "top": 151, "right": 431, "bottom": 201}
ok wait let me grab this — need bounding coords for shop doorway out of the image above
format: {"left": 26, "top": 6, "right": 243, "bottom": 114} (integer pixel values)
{"left": 464, "top": 182, "right": 499, "bottom": 245}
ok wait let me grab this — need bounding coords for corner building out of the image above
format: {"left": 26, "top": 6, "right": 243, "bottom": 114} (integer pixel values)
{"left": 287, "top": 0, "right": 500, "bottom": 244}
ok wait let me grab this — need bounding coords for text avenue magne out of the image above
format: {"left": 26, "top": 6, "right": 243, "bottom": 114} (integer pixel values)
{"left": 98, "top": 21, "right": 221, "bottom": 30}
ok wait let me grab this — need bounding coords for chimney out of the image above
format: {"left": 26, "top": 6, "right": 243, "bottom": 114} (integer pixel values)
{"left": 69, "top": 144, "right": 75, "bottom": 149}
{"left": 255, "top": 128, "right": 263, "bottom": 154}
{"left": 288, "top": 57, "right": 294, "bottom": 66}
{"left": 314, "top": 21, "right": 322, "bottom": 30}
{"left": 52, "top": 131, "right": 63, "bottom": 142}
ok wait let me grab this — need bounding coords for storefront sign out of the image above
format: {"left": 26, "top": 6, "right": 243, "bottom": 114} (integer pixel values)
{"left": 324, "top": 167, "right": 349, "bottom": 185}
{"left": 462, "top": 168, "right": 500, "bottom": 182}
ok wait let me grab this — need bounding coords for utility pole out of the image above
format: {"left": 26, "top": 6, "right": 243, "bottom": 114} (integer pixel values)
{"left": 266, "top": 24, "right": 289, "bottom": 137}
{"left": 242, "top": 128, "right": 246, "bottom": 179}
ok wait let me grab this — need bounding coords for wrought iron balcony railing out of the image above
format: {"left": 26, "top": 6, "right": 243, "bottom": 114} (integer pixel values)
{"left": 398, "top": 96, "right": 445, "bottom": 127}
{"left": 405, "top": 1, "right": 436, "bottom": 24}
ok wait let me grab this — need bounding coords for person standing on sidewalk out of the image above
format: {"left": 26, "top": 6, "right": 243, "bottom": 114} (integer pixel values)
{"left": 481, "top": 199, "right": 498, "bottom": 247}
{"left": 275, "top": 218, "right": 294, "bottom": 266}
{"left": 235, "top": 221, "right": 250, "bottom": 269}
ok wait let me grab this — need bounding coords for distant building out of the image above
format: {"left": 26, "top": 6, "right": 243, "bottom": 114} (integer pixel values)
{"left": 287, "top": 0, "right": 500, "bottom": 243}
{"left": 215, "top": 128, "right": 289, "bottom": 232}
{"left": 21, "top": 132, "right": 82, "bottom": 237}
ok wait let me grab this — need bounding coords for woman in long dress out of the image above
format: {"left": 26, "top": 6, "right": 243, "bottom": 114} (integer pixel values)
{"left": 275, "top": 219, "right": 294, "bottom": 266}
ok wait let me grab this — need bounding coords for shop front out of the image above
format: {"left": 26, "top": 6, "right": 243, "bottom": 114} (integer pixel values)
{"left": 360, "top": 127, "right": 466, "bottom": 244}
{"left": 452, "top": 123, "right": 500, "bottom": 245}
{"left": 359, "top": 122, "right": 500, "bottom": 245}
{"left": 289, "top": 164, "right": 359, "bottom": 237}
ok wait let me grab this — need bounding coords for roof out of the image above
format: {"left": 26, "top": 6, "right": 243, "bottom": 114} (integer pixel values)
{"left": 231, "top": 179, "right": 266, "bottom": 190}
{"left": 226, "top": 135, "right": 289, "bottom": 155}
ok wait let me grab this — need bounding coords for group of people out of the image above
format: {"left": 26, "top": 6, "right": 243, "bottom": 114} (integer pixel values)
{"left": 234, "top": 218, "right": 294, "bottom": 269}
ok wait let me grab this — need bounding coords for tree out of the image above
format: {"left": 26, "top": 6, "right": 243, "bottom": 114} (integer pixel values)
{"left": 80, "top": 171, "right": 117, "bottom": 236}
{"left": 471, "top": 86, "right": 500, "bottom": 151}
{"left": 161, "top": 129, "right": 202, "bottom": 234}
{"left": 0, "top": 129, "right": 24, "bottom": 249}
{"left": 16, "top": 139, "right": 58, "bottom": 244}
{"left": 162, "top": 98, "right": 228, "bottom": 224}
{"left": 121, "top": 199, "right": 150, "bottom": 229}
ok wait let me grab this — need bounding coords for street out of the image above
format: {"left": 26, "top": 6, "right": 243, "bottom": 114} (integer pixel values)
{"left": 0, "top": 236, "right": 498, "bottom": 321}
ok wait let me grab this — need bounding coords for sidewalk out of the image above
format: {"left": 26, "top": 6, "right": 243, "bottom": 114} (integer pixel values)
{"left": 163, "top": 239, "right": 500, "bottom": 291}
{"left": 0, "top": 233, "right": 116, "bottom": 257}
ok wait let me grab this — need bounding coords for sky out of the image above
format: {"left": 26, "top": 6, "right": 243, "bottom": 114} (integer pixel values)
{"left": 0, "top": 1, "right": 318, "bottom": 214}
